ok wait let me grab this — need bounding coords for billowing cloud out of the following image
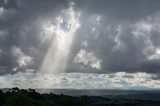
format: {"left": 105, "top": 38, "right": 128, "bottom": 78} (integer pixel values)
{"left": 11, "top": 46, "right": 33, "bottom": 70}
{"left": 74, "top": 49, "right": 101, "bottom": 70}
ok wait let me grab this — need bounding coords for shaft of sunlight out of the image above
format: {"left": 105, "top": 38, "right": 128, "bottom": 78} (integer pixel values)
{"left": 40, "top": 2, "right": 80, "bottom": 73}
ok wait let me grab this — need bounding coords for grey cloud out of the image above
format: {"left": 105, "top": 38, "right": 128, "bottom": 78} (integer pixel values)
{"left": 75, "top": 0, "right": 160, "bottom": 22}
{"left": 1, "top": 0, "right": 160, "bottom": 75}
{"left": 67, "top": 3, "right": 160, "bottom": 74}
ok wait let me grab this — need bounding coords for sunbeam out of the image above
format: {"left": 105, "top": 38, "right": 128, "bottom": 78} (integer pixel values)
{"left": 40, "top": 2, "right": 80, "bottom": 73}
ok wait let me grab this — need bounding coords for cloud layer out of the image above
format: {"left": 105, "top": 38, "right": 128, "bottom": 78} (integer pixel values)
{"left": 0, "top": 72, "right": 160, "bottom": 89}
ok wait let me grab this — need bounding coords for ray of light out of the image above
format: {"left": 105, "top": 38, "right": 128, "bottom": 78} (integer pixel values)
{"left": 40, "top": 2, "right": 80, "bottom": 73}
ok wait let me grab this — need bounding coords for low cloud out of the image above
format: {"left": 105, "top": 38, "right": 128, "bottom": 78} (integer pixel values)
{"left": 0, "top": 72, "right": 160, "bottom": 89}
{"left": 11, "top": 46, "right": 33, "bottom": 72}
{"left": 74, "top": 49, "right": 102, "bottom": 70}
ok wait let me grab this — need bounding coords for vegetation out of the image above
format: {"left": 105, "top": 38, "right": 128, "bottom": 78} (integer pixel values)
{"left": 0, "top": 88, "right": 160, "bottom": 106}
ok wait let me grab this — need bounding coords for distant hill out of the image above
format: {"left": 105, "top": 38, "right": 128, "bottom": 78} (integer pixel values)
{"left": 1, "top": 88, "right": 160, "bottom": 106}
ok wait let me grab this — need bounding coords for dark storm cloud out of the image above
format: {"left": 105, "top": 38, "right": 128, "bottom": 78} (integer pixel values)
{"left": 0, "top": 0, "right": 69, "bottom": 75}
{"left": 74, "top": 0, "right": 160, "bottom": 22}
{"left": 67, "top": 0, "right": 160, "bottom": 74}
{"left": 1, "top": 0, "right": 160, "bottom": 75}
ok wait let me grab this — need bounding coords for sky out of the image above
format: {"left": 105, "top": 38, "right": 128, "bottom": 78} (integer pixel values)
{"left": 0, "top": 0, "right": 160, "bottom": 89}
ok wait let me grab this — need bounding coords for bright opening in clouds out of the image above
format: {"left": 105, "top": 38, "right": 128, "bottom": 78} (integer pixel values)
{"left": 60, "top": 20, "right": 71, "bottom": 32}
{"left": 1, "top": 0, "right": 160, "bottom": 90}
